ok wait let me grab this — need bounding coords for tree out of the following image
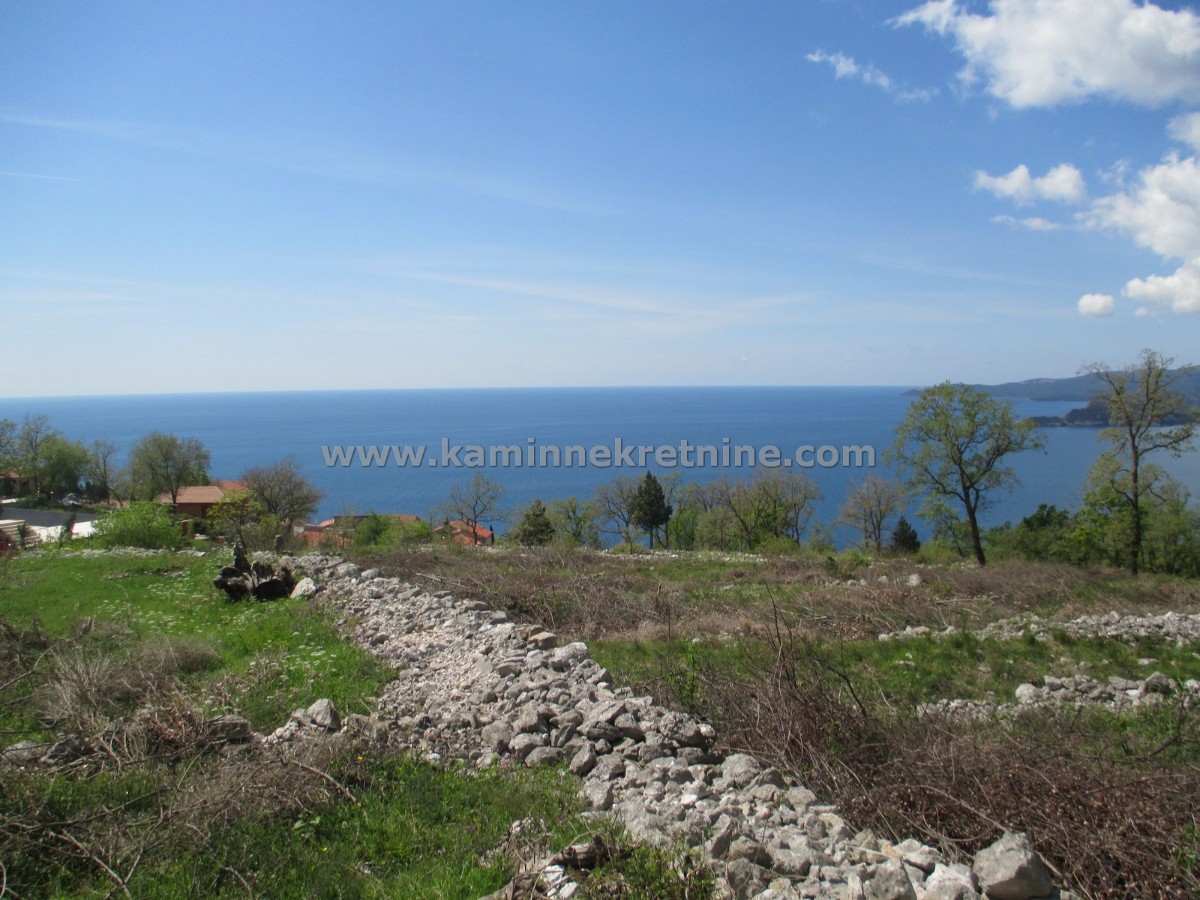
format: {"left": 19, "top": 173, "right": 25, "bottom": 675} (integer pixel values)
{"left": 838, "top": 475, "right": 903, "bottom": 552}
{"left": 1082, "top": 349, "right": 1196, "bottom": 575}
{"left": 594, "top": 476, "right": 639, "bottom": 550}
{"left": 443, "top": 472, "right": 505, "bottom": 537}
{"left": 715, "top": 469, "right": 821, "bottom": 550}
{"left": 890, "top": 382, "right": 1044, "bottom": 566}
{"left": 207, "top": 489, "right": 264, "bottom": 547}
{"left": 0, "top": 419, "right": 15, "bottom": 472}
{"left": 242, "top": 456, "right": 323, "bottom": 525}
{"left": 87, "top": 439, "right": 120, "bottom": 502}
{"left": 38, "top": 435, "right": 90, "bottom": 500}
{"left": 512, "top": 499, "right": 555, "bottom": 546}
{"left": 129, "top": 432, "right": 211, "bottom": 503}
{"left": 15, "top": 414, "right": 54, "bottom": 498}
{"left": 629, "top": 472, "right": 673, "bottom": 548}
{"left": 889, "top": 516, "right": 921, "bottom": 555}
{"left": 548, "top": 497, "right": 601, "bottom": 548}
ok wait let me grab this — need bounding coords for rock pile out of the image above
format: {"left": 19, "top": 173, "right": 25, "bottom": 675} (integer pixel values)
{"left": 879, "top": 609, "right": 1200, "bottom": 646}
{"left": 922, "top": 670, "right": 1197, "bottom": 723}
{"left": 271, "top": 555, "right": 1071, "bottom": 900}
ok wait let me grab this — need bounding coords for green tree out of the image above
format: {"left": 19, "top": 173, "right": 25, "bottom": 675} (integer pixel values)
{"left": 207, "top": 489, "right": 265, "bottom": 547}
{"left": 1082, "top": 349, "right": 1196, "bottom": 575}
{"left": 629, "top": 472, "right": 673, "bottom": 548}
{"left": 890, "top": 382, "right": 1044, "bottom": 566}
{"left": 548, "top": 497, "right": 601, "bottom": 548}
{"left": 129, "top": 432, "right": 211, "bottom": 503}
{"left": 512, "top": 499, "right": 555, "bottom": 546}
{"left": 37, "top": 435, "right": 90, "bottom": 500}
{"left": 0, "top": 418, "right": 16, "bottom": 473}
{"left": 242, "top": 456, "right": 323, "bottom": 525}
{"left": 889, "top": 516, "right": 920, "bottom": 555}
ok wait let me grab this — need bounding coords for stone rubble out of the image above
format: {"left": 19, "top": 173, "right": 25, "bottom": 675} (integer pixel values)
{"left": 879, "top": 609, "right": 1200, "bottom": 646}
{"left": 921, "top": 670, "right": 1198, "bottom": 723}
{"left": 264, "top": 555, "right": 1072, "bottom": 900}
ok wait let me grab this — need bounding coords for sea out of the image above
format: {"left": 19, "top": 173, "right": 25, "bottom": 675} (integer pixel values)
{"left": 2, "top": 387, "right": 1198, "bottom": 546}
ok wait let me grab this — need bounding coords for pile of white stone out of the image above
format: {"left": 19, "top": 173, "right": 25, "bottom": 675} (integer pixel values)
{"left": 879, "top": 609, "right": 1200, "bottom": 646}
{"left": 267, "top": 555, "right": 1072, "bottom": 900}
{"left": 922, "top": 670, "right": 1197, "bottom": 723}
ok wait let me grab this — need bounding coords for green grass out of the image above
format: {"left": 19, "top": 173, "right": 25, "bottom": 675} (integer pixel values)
{"left": 0, "top": 548, "right": 395, "bottom": 731}
{"left": 0, "top": 548, "right": 712, "bottom": 899}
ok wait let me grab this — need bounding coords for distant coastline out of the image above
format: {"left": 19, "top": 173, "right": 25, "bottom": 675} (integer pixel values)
{"left": 903, "top": 370, "right": 1200, "bottom": 429}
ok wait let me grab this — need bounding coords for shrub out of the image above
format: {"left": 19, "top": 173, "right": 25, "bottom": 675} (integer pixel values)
{"left": 93, "top": 501, "right": 185, "bottom": 550}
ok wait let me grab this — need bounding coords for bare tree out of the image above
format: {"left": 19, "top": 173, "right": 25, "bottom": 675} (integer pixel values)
{"left": 594, "top": 476, "right": 639, "bottom": 550}
{"left": 442, "top": 472, "right": 505, "bottom": 541}
{"left": 838, "top": 475, "right": 903, "bottom": 552}
{"left": 242, "top": 456, "right": 324, "bottom": 525}
{"left": 87, "top": 439, "right": 120, "bottom": 502}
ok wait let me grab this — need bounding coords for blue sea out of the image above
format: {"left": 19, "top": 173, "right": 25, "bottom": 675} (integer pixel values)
{"left": 2, "top": 387, "right": 1197, "bottom": 545}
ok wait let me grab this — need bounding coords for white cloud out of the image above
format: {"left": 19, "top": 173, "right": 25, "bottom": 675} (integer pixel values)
{"left": 1083, "top": 133, "right": 1200, "bottom": 314}
{"left": 806, "top": 51, "right": 936, "bottom": 102}
{"left": 1078, "top": 293, "right": 1116, "bottom": 316}
{"left": 1169, "top": 112, "right": 1200, "bottom": 152}
{"left": 897, "top": 0, "right": 1200, "bottom": 108}
{"left": 1124, "top": 262, "right": 1200, "bottom": 313}
{"left": 975, "top": 163, "right": 1086, "bottom": 204}
{"left": 1087, "top": 154, "right": 1200, "bottom": 260}
{"left": 991, "top": 214, "right": 1062, "bottom": 231}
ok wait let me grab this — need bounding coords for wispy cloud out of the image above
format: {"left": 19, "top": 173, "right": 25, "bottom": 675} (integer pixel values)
{"left": 806, "top": 50, "right": 936, "bottom": 102}
{"left": 2, "top": 112, "right": 609, "bottom": 214}
{"left": 0, "top": 170, "right": 83, "bottom": 182}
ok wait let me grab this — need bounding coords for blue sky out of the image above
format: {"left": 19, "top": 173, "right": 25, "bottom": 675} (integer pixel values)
{"left": 3, "top": 0, "right": 1199, "bottom": 396}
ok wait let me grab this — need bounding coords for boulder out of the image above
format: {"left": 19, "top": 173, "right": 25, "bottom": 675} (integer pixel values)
{"left": 972, "top": 832, "right": 1054, "bottom": 900}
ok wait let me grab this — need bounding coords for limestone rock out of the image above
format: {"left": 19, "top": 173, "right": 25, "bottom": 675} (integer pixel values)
{"left": 972, "top": 832, "right": 1053, "bottom": 900}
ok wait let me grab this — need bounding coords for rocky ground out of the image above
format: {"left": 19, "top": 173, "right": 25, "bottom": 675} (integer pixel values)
{"left": 270, "top": 555, "right": 1073, "bottom": 900}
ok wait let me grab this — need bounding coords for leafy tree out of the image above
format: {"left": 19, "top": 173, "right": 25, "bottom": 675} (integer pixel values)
{"left": 889, "top": 382, "right": 1044, "bottom": 566}
{"left": 548, "top": 497, "right": 601, "bottom": 548}
{"left": 715, "top": 469, "right": 821, "bottom": 550}
{"left": 129, "top": 432, "right": 211, "bottom": 503}
{"left": 629, "top": 472, "right": 673, "bottom": 548}
{"left": 0, "top": 418, "right": 15, "bottom": 472}
{"left": 351, "top": 514, "right": 432, "bottom": 553}
{"left": 1082, "top": 349, "right": 1196, "bottom": 575}
{"left": 512, "top": 499, "right": 555, "bottom": 546}
{"left": 889, "top": 516, "right": 920, "bottom": 555}
{"left": 207, "top": 489, "right": 265, "bottom": 547}
{"left": 14, "top": 414, "right": 55, "bottom": 498}
{"left": 838, "top": 475, "right": 903, "bottom": 552}
{"left": 443, "top": 472, "right": 505, "bottom": 538}
{"left": 94, "top": 501, "right": 185, "bottom": 550}
{"left": 38, "top": 435, "right": 91, "bottom": 500}
{"left": 242, "top": 456, "right": 323, "bottom": 525}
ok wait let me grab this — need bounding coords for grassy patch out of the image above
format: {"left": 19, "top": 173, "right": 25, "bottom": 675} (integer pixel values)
{"left": 0, "top": 549, "right": 712, "bottom": 899}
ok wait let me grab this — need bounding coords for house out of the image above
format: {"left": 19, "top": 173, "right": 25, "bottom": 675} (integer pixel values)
{"left": 159, "top": 481, "right": 248, "bottom": 518}
{"left": 434, "top": 519, "right": 495, "bottom": 546}
{"left": 297, "top": 514, "right": 423, "bottom": 548}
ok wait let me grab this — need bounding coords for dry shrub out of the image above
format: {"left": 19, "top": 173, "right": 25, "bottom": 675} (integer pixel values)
{"left": 693, "top": 616, "right": 1200, "bottom": 900}
{"left": 33, "top": 637, "right": 218, "bottom": 732}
